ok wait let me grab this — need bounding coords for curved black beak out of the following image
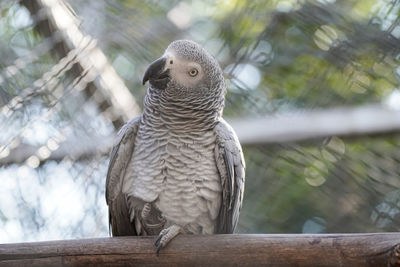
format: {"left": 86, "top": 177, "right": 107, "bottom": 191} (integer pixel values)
{"left": 142, "top": 57, "right": 170, "bottom": 89}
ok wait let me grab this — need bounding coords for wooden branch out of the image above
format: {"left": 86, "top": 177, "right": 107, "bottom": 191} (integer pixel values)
{"left": 0, "top": 234, "right": 399, "bottom": 266}
{"left": 0, "top": 135, "right": 113, "bottom": 166}
{"left": 228, "top": 104, "right": 400, "bottom": 145}
{"left": 21, "top": 0, "right": 141, "bottom": 129}
{"left": 3, "top": 103, "right": 400, "bottom": 166}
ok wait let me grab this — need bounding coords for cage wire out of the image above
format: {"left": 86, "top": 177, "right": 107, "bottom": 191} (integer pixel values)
{"left": 0, "top": 0, "right": 400, "bottom": 243}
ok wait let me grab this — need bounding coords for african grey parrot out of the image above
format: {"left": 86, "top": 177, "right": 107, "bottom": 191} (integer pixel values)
{"left": 105, "top": 40, "right": 245, "bottom": 254}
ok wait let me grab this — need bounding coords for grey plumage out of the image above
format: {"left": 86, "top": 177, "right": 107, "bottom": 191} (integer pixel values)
{"left": 106, "top": 40, "right": 245, "bottom": 252}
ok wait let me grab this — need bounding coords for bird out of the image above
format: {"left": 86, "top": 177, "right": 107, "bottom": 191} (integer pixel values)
{"left": 105, "top": 40, "right": 245, "bottom": 255}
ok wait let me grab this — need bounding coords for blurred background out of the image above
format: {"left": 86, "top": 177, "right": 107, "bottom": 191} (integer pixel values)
{"left": 1, "top": 0, "right": 400, "bottom": 243}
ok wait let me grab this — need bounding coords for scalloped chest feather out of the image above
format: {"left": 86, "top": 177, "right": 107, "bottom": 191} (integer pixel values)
{"left": 122, "top": 122, "right": 222, "bottom": 234}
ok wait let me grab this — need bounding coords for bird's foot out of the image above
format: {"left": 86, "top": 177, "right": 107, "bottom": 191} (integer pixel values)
{"left": 154, "top": 224, "right": 182, "bottom": 256}
{"left": 141, "top": 203, "right": 151, "bottom": 219}
{"left": 139, "top": 203, "right": 166, "bottom": 235}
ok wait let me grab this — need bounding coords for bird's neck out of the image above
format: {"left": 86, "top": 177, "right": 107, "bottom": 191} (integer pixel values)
{"left": 141, "top": 87, "right": 224, "bottom": 132}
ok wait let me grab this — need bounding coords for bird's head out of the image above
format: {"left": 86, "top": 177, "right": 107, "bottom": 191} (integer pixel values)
{"left": 142, "top": 40, "right": 225, "bottom": 98}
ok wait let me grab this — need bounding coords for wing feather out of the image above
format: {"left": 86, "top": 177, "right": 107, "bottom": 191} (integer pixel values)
{"left": 215, "top": 119, "right": 245, "bottom": 234}
{"left": 105, "top": 117, "right": 141, "bottom": 236}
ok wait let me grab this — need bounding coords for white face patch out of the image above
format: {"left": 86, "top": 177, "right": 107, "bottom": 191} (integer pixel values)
{"left": 164, "top": 50, "right": 204, "bottom": 88}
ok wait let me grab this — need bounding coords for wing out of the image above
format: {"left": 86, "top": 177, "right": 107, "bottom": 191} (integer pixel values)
{"left": 105, "top": 117, "right": 141, "bottom": 236}
{"left": 214, "top": 119, "right": 246, "bottom": 234}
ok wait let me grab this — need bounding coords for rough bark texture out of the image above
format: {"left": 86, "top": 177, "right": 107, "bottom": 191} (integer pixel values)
{"left": 0, "top": 234, "right": 399, "bottom": 266}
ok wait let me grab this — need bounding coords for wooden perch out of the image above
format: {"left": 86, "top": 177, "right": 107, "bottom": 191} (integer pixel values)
{"left": 0, "top": 234, "right": 399, "bottom": 266}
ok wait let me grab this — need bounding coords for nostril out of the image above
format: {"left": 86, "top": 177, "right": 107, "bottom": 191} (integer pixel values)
{"left": 170, "top": 60, "right": 173, "bottom": 64}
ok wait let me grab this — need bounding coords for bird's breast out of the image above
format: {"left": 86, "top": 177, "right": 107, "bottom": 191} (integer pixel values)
{"left": 123, "top": 125, "right": 222, "bottom": 232}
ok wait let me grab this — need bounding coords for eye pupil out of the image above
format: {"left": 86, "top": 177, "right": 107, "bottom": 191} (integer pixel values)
{"left": 189, "top": 69, "right": 198, "bottom": 76}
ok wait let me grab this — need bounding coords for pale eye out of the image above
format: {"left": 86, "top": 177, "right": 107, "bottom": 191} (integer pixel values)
{"left": 188, "top": 68, "right": 199, "bottom": 77}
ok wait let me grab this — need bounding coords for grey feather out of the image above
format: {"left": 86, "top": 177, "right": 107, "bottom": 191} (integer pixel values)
{"left": 106, "top": 117, "right": 140, "bottom": 204}
{"left": 215, "top": 119, "right": 246, "bottom": 234}
{"left": 105, "top": 40, "right": 245, "bottom": 241}
{"left": 106, "top": 117, "right": 141, "bottom": 236}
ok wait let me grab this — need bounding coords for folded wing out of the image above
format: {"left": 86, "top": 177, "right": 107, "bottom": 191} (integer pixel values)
{"left": 214, "top": 119, "right": 246, "bottom": 234}
{"left": 106, "top": 117, "right": 141, "bottom": 236}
